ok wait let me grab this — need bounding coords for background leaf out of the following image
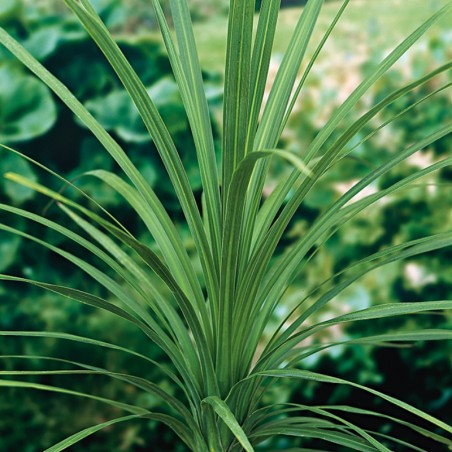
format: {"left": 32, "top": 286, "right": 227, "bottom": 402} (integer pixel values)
{"left": 0, "top": 65, "right": 57, "bottom": 143}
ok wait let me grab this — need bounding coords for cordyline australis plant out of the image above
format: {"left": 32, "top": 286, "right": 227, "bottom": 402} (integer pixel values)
{"left": 0, "top": 0, "right": 451, "bottom": 450}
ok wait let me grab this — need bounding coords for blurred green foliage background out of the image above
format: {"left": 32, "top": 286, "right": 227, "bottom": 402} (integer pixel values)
{"left": 0, "top": 0, "right": 451, "bottom": 450}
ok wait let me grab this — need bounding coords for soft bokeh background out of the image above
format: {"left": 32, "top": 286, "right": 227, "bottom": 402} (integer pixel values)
{"left": 0, "top": 0, "right": 451, "bottom": 450}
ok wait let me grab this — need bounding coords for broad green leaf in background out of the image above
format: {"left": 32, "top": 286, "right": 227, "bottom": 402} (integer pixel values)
{"left": 1, "top": 152, "right": 38, "bottom": 204}
{"left": 0, "top": 65, "right": 57, "bottom": 143}
{"left": 83, "top": 78, "right": 187, "bottom": 142}
{"left": 0, "top": 0, "right": 19, "bottom": 23}
{"left": 0, "top": 231, "right": 21, "bottom": 273}
{"left": 23, "top": 26, "right": 62, "bottom": 60}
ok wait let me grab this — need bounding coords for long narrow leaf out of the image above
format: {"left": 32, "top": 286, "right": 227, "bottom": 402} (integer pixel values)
{"left": 45, "top": 415, "right": 143, "bottom": 452}
{"left": 222, "top": 0, "right": 255, "bottom": 195}
{"left": 153, "top": 0, "right": 222, "bottom": 269}
{"left": 0, "top": 379, "right": 149, "bottom": 414}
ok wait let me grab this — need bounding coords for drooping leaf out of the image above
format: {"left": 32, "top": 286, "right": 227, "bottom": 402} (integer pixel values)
{"left": 250, "top": 369, "right": 452, "bottom": 435}
{"left": 202, "top": 396, "right": 254, "bottom": 452}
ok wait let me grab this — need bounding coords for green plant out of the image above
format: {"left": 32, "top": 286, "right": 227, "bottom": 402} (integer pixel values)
{"left": 1, "top": 0, "right": 452, "bottom": 450}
